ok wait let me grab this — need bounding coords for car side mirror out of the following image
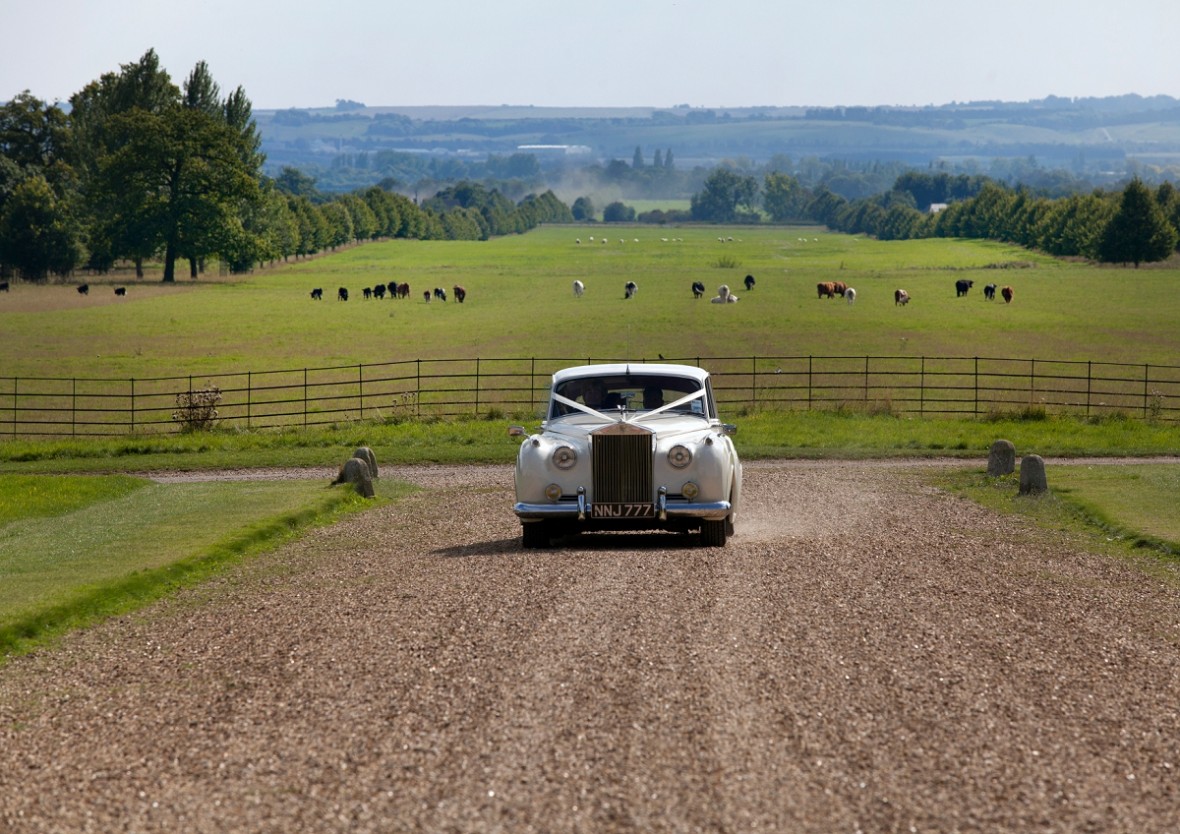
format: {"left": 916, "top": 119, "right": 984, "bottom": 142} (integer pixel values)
{"left": 721, "top": 423, "right": 737, "bottom": 436}
{"left": 508, "top": 425, "right": 526, "bottom": 437}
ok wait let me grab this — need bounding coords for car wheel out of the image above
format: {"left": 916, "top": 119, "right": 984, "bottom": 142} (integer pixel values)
{"left": 700, "top": 519, "right": 727, "bottom": 547}
{"left": 522, "top": 521, "right": 551, "bottom": 549}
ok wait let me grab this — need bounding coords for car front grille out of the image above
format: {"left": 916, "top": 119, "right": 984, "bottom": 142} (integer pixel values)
{"left": 592, "top": 430, "right": 653, "bottom": 503}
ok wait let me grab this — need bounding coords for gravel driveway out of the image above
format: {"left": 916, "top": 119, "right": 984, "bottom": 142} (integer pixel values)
{"left": 2, "top": 461, "right": 1179, "bottom": 833}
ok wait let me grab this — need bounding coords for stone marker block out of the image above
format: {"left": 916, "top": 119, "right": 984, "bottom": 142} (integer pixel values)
{"left": 353, "top": 446, "right": 378, "bottom": 479}
{"left": 331, "top": 456, "right": 375, "bottom": 498}
{"left": 988, "top": 439, "right": 1016, "bottom": 476}
{"left": 1019, "top": 454, "right": 1048, "bottom": 495}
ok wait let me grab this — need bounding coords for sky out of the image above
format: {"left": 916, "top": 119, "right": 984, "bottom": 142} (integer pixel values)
{"left": 4, "top": 0, "right": 1180, "bottom": 110}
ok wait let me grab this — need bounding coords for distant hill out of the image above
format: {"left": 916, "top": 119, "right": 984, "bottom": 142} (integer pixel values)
{"left": 253, "top": 95, "right": 1180, "bottom": 191}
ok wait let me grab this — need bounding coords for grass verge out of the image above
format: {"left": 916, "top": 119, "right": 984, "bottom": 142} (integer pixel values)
{"left": 0, "top": 478, "right": 415, "bottom": 661}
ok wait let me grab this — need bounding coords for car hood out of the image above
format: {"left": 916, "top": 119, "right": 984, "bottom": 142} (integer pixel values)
{"left": 540, "top": 411, "right": 719, "bottom": 443}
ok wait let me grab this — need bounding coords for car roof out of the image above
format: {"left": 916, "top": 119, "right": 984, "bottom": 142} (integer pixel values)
{"left": 551, "top": 363, "right": 710, "bottom": 384}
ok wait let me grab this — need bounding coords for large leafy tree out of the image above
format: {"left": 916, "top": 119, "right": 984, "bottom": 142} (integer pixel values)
{"left": 1098, "top": 178, "right": 1177, "bottom": 266}
{"left": 762, "top": 171, "right": 805, "bottom": 222}
{"left": 690, "top": 168, "right": 759, "bottom": 222}
{"left": 69, "top": 50, "right": 263, "bottom": 281}
{"left": 0, "top": 175, "right": 84, "bottom": 279}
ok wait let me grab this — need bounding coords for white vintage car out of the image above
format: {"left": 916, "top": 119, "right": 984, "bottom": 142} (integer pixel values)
{"left": 511, "top": 363, "right": 742, "bottom": 547}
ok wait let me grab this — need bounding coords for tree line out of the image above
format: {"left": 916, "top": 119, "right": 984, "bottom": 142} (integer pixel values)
{"left": 0, "top": 51, "right": 572, "bottom": 283}
{"left": 4, "top": 51, "right": 1178, "bottom": 279}
{"left": 682, "top": 167, "right": 1179, "bottom": 266}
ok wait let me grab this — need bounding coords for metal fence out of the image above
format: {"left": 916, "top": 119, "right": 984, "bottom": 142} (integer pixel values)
{"left": 2, "top": 355, "right": 1178, "bottom": 438}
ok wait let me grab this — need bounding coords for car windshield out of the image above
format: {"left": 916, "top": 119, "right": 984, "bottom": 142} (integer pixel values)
{"left": 549, "top": 375, "right": 706, "bottom": 419}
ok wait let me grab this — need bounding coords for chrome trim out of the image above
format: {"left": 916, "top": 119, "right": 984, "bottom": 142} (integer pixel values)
{"left": 513, "top": 500, "right": 730, "bottom": 521}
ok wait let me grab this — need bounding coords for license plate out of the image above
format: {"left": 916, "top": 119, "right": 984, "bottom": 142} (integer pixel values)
{"left": 591, "top": 502, "right": 655, "bottom": 519}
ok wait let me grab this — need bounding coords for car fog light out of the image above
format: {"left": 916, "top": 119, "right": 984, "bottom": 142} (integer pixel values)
{"left": 668, "top": 444, "right": 692, "bottom": 468}
{"left": 552, "top": 445, "right": 578, "bottom": 469}
{"left": 545, "top": 483, "right": 563, "bottom": 501}
{"left": 681, "top": 481, "right": 700, "bottom": 499}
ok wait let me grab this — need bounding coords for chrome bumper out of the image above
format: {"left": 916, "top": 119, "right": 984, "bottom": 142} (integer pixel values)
{"left": 514, "top": 500, "right": 731, "bottom": 521}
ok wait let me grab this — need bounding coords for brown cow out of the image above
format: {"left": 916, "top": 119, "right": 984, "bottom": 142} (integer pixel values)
{"left": 832, "top": 280, "right": 847, "bottom": 297}
{"left": 1001, "top": 285, "right": 1014, "bottom": 303}
{"left": 817, "top": 281, "right": 836, "bottom": 299}
{"left": 453, "top": 285, "right": 467, "bottom": 303}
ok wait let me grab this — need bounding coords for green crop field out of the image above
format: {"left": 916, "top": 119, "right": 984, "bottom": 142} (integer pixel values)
{"left": 3, "top": 225, "right": 1179, "bottom": 383}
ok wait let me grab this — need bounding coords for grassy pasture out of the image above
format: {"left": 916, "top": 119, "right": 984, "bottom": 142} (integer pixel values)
{"left": 3, "top": 225, "right": 1179, "bottom": 385}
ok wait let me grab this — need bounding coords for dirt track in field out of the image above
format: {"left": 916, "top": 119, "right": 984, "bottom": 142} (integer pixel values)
{"left": 2, "top": 461, "right": 1179, "bottom": 833}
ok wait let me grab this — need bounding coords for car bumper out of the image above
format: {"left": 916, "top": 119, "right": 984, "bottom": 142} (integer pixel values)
{"left": 514, "top": 499, "right": 732, "bottom": 522}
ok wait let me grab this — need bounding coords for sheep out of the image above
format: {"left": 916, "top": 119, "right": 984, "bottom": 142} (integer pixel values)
{"left": 845, "top": 287, "right": 857, "bottom": 304}
{"left": 573, "top": 280, "right": 585, "bottom": 297}
{"left": 711, "top": 285, "right": 738, "bottom": 303}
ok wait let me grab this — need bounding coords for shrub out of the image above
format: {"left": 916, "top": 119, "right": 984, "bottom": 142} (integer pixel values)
{"left": 172, "top": 384, "right": 222, "bottom": 431}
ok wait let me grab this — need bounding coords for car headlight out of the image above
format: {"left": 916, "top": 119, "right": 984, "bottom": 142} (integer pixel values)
{"left": 668, "top": 444, "right": 692, "bottom": 468}
{"left": 552, "top": 445, "right": 578, "bottom": 469}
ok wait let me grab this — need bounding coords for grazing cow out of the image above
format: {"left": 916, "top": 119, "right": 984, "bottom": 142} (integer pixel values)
{"left": 423, "top": 290, "right": 431, "bottom": 303}
{"left": 845, "top": 287, "right": 857, "bottom": 304}
{"left": 0, "top": 281, "right": 8, "bottom": 292}
{"left": 894, "top": 289, "right": 910, "bottom": 305}
{"left": 711, "top": 285, "right": 738, "bottom": 304}
{"left": 77, "top": 283, "right": 89, "bottom": 295}
{"left": 1001, "top": 285, "right": 1014, "bottom": 303}
{"left": 433, "top": 287, "right": 447, "bottom": 302}
{"left": 984, "top": 283, "right": 997, "bottom": 301}
{"left": 373, "top": 284, "right": 386, "bottom": 299}
{"left": 955, "top": 279, "right": 974, "bottom": 297}
{"left": 832, "top": 280, "right": 847, "bottom": 297}
{"left": 624, "top": 281, "right": 637, "bottom": 299}
{"left": 817, "top": 281, "right": 836, "bottom": 299}
{"left": 363, "top": 287, "right": 372, "bottom": 299}
{"left": 691, "top": 281, "right": 706, "bottom": 298}
{"left": 744, "top": 274, "right": 756, "bottom": 291}
{"left": 337, "top": 287, "right": 349, "bottom": 301}
{"left": 114, "top": 287, "right": 126, "bottom": 296}
{"left": 397, "top": 282, "right": 410, "bottom": 299}
{"left": 310, "top": 287, "right": 323, "bottom": 300}
{"left": 573, "top": 280, "right": 585, "bottom": 297}
{"left": 453, "top": 285, "right": 466, "bottom": 303}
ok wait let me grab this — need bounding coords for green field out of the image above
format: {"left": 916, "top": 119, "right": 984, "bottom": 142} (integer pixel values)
{"left": 3, "top": 226, "right": 1179, "bottom": 382}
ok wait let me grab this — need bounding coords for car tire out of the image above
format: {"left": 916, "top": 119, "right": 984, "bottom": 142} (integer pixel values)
{"left": 700, "top": 519, "right": 727, "bottom": 547}
{"left": 522, "top": 521, "right": 552, "bottom": 549}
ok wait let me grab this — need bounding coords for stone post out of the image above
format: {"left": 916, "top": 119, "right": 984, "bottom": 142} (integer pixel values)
{"left": 1019, "top": 454, "right": 1048, "bottom": 495}
{"left": 987, "top": 439, "right": 1016, "bottom": 476}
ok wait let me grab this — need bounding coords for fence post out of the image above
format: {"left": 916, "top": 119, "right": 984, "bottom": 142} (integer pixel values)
{"left": 808, "top": 356, "right": 813, "bottom": 411}
{"left": 920, "top": 357, "right": 925, "bottom": 416}
{"left": 751, "top": 356, "right": 756, "bottom": 411}
{"left": 11, "top": 377, "right": 16, "bottom": 438}
{"left": 359, "top": 363, "right": 364, "bottom": 421}
{"left": 72, "top": 378, "right": 77, "bottom": 437}
{"left": 1086, "top": 360, "right": 1092, "bottom": 417}
{"left": 475, "top": 358, "right": 481, "bottom": 417}
{"left": 530, "top": 357, "right": 536, "bottom": 412}
{"left": 303, "top": 368, "right": 308, "bottom": 428}
{"left": 974, "top": 357, "right": 979, "bottom": 417}
{"left": 1143, "top": 363, "right": 1150, "bottom": 417}
{"left": 864, "top": 356, "right": 870, "bottom": 405}
{"left": 247, "top": 371, "right": 252, "bottom": 429}
{"left": 130, "top": 378, "right": 135, "bottom": 434}
{"left": 416, "top": 359, "right": 421, "bottom": 419}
